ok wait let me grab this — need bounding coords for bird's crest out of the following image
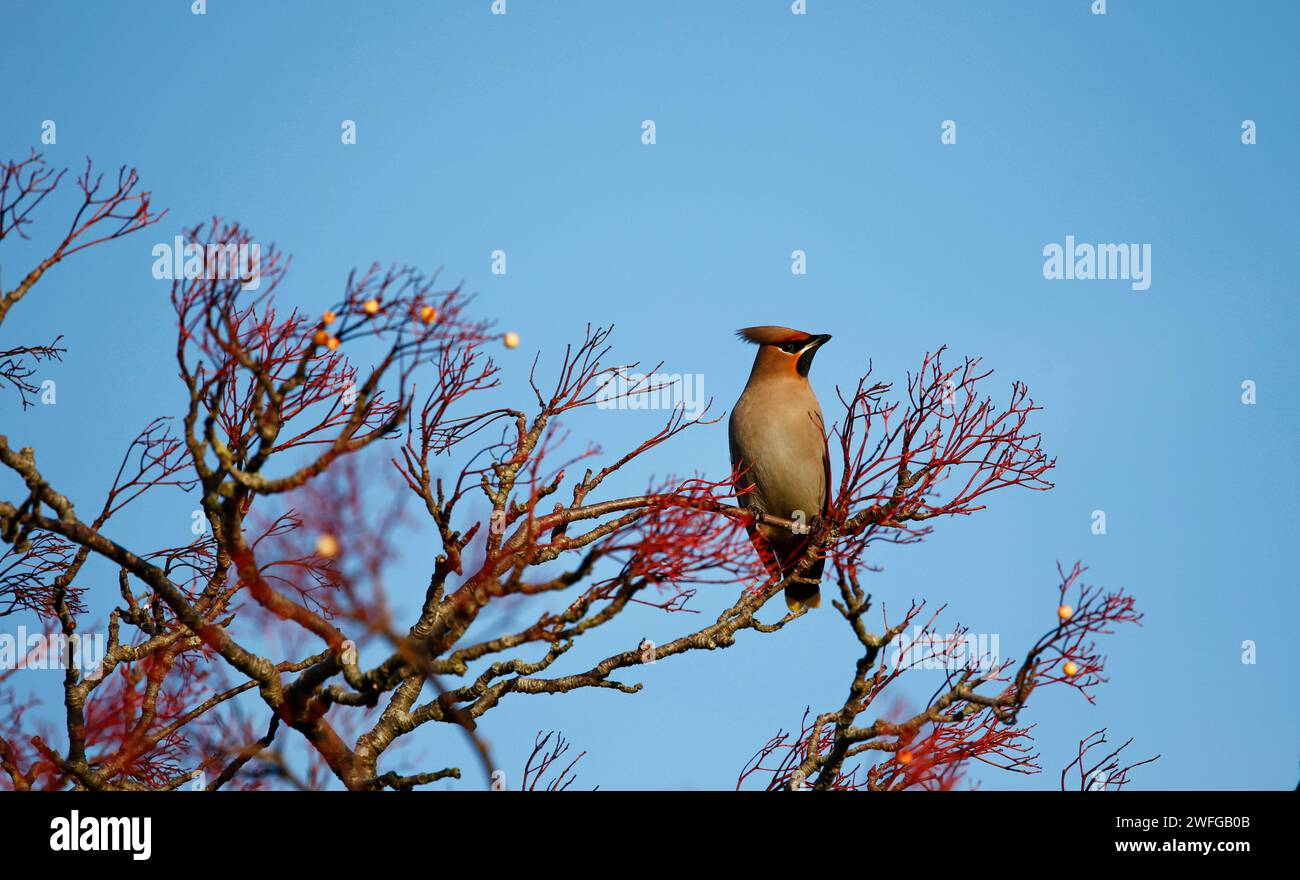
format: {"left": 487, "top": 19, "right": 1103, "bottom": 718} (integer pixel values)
{"left": 735, "top": 326, "right": 812, "bottom": 346}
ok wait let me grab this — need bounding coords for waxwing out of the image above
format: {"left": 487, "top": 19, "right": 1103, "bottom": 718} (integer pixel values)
{"left": 728, "top": 326, "right": 832, "bottom": 611}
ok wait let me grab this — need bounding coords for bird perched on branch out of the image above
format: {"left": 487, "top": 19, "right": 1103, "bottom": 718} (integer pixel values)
{"left": 728, "top": 326, "right": 832, "bottom": 611}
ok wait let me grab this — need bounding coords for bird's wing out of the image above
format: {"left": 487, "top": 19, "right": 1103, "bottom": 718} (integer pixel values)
{"left": 727, "top": 408, "right": 760, "bottom": 509}
{"left": 820, "top": 432, "right": 832, "bottom": 517}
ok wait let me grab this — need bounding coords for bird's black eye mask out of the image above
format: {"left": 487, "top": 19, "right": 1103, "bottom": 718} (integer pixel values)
{"left": 795, "top": 347, "right": 816, "bottom": 376}
{"left": 789, "top": 334, "right": 831, "bottom": 376}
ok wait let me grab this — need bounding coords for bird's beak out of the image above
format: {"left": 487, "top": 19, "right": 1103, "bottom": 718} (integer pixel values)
{"left": 796, "top": 334, "right": 832, "bottom": 376}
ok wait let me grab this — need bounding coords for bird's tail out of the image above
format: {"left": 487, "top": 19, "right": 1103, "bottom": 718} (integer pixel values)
{"left": 784, "top": 580, "right": 821, "bottom": 612}
{"left": 748, "top": 526, "right": 825, "bottom": 612}
{"left": 783, "top": 554, "right": 825, "bottom": 612}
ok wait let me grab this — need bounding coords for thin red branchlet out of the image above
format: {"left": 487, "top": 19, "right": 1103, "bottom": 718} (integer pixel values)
{"left": 521, "top": 730, "right": 588, "bottom": 791}
{"left": 1061, "top": 728, "right": 1158, "bottom": 791}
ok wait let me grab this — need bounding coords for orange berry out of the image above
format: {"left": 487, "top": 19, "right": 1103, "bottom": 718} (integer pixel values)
{"left": 420, "top": 305, "right": 438, "bottom": 325}
{"left": 312, "top": 329, "right": 330, "bottom": 346}
{"left": 503, "top": 331, "right": 520, "bottom": 349}
{"left": 898, "top": 749, "right": 914, "bottom": 765}
{"left": 322, "top": 310, "right": 337, "bottom": 325}
{"left": 1058, "top": 604, "right": 1074, "bottom": 621}
{"left": 1063, "top": 660, "right": 1080, "bottom": 677}
{"left": 315, "top": 533, "right": 340, "bottom": 558}
{"left": 363, "top": 298, "right": 380, "bottom": 315}
{"left": 326, "top": 336, "right": 341, "bottom": 351}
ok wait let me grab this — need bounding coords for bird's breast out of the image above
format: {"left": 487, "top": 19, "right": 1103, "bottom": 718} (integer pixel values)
{"left": 729, "top": 383, "right": 827, "bottom": 526}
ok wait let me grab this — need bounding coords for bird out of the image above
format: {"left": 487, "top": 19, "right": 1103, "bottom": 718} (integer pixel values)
{"left": 728, "top": 326, "right": 832, "bottom": 611}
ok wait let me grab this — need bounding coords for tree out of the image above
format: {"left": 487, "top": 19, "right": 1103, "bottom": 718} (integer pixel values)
{"left": 0, "top": 151, "right": 1149, "bottom": 791}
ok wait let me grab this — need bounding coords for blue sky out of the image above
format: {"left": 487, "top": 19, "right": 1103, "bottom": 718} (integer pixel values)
{"left": 1, "top": 0, "right": 1296, "bottom": 790}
